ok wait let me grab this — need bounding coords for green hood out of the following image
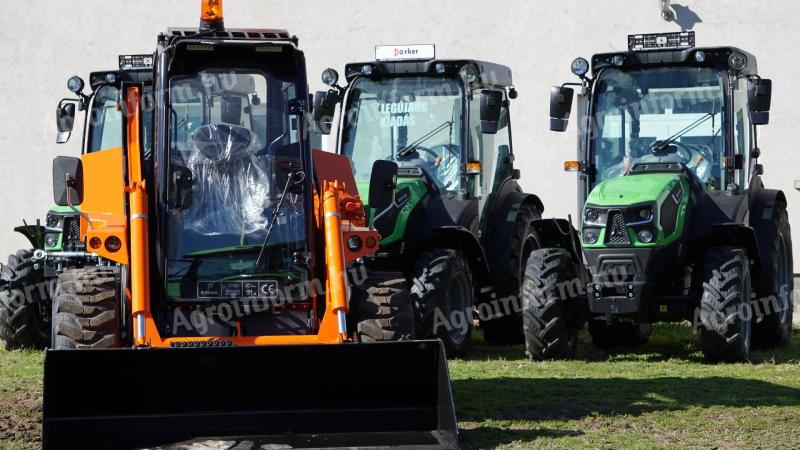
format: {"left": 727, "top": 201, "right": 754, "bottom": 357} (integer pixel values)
{"left": 587, "top": 173, "right": 682, "bottom": 207}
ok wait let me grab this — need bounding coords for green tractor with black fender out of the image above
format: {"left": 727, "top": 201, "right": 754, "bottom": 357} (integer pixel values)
{"left": 525, "top": 32, "right": 792, "bottom": 362}
{"left": 314, "top": 46, "right": 570, "bottom": 355}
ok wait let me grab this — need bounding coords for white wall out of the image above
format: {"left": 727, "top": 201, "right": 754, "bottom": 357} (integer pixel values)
{"left": 1, "top": 0, "right": 798, "bottom": 261}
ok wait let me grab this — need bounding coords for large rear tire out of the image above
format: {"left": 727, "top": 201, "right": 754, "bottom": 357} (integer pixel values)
{"left": 699, "top": 247, "right": 752, "bottom": 362}
{"left": 411, "top": 249, "right": 473, "bottom": 356}
{"left": 522, "top": 248, "right": 579, "bottom": 360}
{"left": 0, "top": 249, "right": 50, "bottom": 349}
{"left": 52, "top": 267, "right": 121, "bottom": 349}
{"left": 752, "top": 202, "right": 794, "bottom": 347}
{"left": 350, "top": 271, "right": 414, "bottom": 342}
{"left": 481, "top": 203, "right": 541, "bottom": 345}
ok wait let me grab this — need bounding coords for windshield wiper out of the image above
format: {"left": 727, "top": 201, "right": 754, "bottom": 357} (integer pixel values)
{"left": 651, "top": 112, "right": 713, "bottom": 152}
{"left": 396, "top": 120, "right": 453, "bottom": 157}
{"left": 254, "top": 171, "right": 304, "bottom": 271}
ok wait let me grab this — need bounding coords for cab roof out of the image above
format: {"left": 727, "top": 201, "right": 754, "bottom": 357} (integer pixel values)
{"left": 591, "top": 46, "right": 758, "bottom": 77}
{"left": 344, "top": 59, "right": 513, "bottom": 88}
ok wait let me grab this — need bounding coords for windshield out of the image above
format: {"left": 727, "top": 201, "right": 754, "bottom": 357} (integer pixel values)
{"left": 341, "top": 77, "right": 464, "bottom": 193}
{"left": 591, "top": 66, "right": 726, "bottom": 188}
{"left": 166, "top": 68, "right": 306, "bottom": 300}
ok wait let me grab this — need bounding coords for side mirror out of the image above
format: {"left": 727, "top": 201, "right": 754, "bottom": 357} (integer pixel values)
{"left": 480, "top": 90, "right": 503, "bottom": 134}
{"left": 549, "top": 86, "right": 574, "bottom": 132}
{"left": 748, "top": 78, "right": 772, "bottom": 125}
{"left": 56, "top": 100, "right": 78, "bottom": 144}
{"left": 368, "top": 160, "right": 398, "bottom": 211}
{"left": 53, "top": 156, "right": 83, "bottom": 206}
{"left": 312, "top": 90, "right": 339, "bottom": 135}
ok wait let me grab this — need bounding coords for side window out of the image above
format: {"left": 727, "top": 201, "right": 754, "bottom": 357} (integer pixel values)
{"left": 733, "top": 77, "right": 750, "bottom": 186}
{"left": 483, "top": 105, "right": 511, "bottom": 196}
{"left": 88, "top": 86, "right": 122, "bottom": 152}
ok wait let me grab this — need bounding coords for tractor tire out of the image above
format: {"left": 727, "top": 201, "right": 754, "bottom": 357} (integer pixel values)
{"left": 350, "top": 271, "right": 415, "bottom": 343}
{"left": 699, "top": 247, "right": 752, "bottom": 362}
{"left": 51, "top": 267, "right": 121, "bottom": 349}
{"left": 411, "top": 249, "right": 473, "bottom": 357}
{"left": 522, "top": 248, "right": 579, "bottom": 360}
{"left": 588, "top": 320, "right": 651, "bottom": 349}
{"left": 0, "top": 249, "right": 50, "bottom": 349}
{"left": 752, "top": 202, "right": 794, "bottom": 348}
{"left": 481, "top": 203, "right": 541, "bottom": 345}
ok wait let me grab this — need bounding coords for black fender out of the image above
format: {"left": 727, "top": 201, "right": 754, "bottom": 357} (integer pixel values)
{"left": 420, "top": 226, "right": 491, "bottom": 290}
{"left": 484, "top": 191, "right": 545, "bottom": 283}
{"left": 690, "top": 223, "right": 763, "bottom": 281}
{"left": 14, "top": 224, "right": 45, "bottom": 250}
{"left": 530, "top": 218, "right": 583, "bottom": 264}
{"left": 748, "top": 184, "right": 787, "bottom": 289}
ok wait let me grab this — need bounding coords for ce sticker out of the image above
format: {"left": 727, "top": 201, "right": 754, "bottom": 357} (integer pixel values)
{"left": 259, "top": 281, "right": 278, "bottom": 299}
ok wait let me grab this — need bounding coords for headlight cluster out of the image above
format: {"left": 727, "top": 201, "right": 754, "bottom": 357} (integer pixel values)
{"left": 582, "top": 204, "right": 659, "bottom": 245}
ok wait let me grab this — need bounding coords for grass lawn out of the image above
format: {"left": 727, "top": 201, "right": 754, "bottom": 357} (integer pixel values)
{"left": 1, "top": 324, "right": 799, "bottom": 449}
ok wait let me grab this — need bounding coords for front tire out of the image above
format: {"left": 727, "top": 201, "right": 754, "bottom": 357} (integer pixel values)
{"left": 350, "top": 271, "right": 414, "bottom": 342}
{"left": 699, "top": 247, "right": 752, "bottom": 362}
{"left": 0, "top": 249, "right": 50, "bottom": 349}
{"left": 752, "top": 202, "right": 794, "bottom": 347}
{"left": 411, "top": 249, "right": 473, "bottom": 357}
{"left": 52, "top": 268, "right": 121, "bottom": 349}
{"left": 522, "top": 248, "right": 579, "bottom": 360}
{"left": 481, "top": 203, "right": 541, "bottom": 345}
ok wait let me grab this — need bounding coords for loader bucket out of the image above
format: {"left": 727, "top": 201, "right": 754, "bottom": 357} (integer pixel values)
{"left": 43, "top": 339, "right": 457, "bottom": 450}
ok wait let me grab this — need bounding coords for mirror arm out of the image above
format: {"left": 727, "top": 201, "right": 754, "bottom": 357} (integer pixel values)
{"left": 368, "top": 200, "right": 399, "bottom": 230}
{"left": 65, "top": 173, "right": 92, "bottom": 229}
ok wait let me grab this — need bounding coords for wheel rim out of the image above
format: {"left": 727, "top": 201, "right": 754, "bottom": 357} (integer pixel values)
{"left": 446, "top": 271, "right": 471, "bottom": 345}
{"left": 777, "top": 234, "right": 791, "bottom": 328}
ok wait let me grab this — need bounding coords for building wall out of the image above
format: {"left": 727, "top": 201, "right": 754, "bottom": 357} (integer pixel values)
{"left": 0, "top": 0, "right": 798, "bottom": 262}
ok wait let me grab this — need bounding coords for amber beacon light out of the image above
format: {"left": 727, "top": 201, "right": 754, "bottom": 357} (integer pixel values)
{"left": 200, "top": 0, "right": 225, "bottom": 30}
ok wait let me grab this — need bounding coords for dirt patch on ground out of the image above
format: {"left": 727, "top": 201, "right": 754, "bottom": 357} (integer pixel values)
{"left": 0, "top": 381, "right": 42, "bottom": 449}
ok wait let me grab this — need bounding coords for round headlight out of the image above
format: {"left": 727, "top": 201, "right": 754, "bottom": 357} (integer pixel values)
{"left": 728, "top": 52, "right": 747, "bottom": 71}
{"left": 612, "top": 55, "right": 625, "bottom": 66}
{"left": 46, "top": 215, "right": 59, "bottom": 228}
{"left": 321, "top": 68, "right": 339, "bottom": 86}
{"left": 584, "top": 208, "right": 599, "bottom": 223}
{"left": 638, "top": 207, "right": 653, "bottom": 220}
{"left": 459, "top": 64, "right": 478, "bottom": 83}
{"left": 105, "top": 73, "right": 117, "bottom": 84}
{"left": 435, "top": 62, "right": 447, "bottom": 74}
{"left": 45, "top": 234, "right": 58, "bottom": 248}
{"left": 637, "top": 229, "right": 655, "bottom": 243}
{"left": 347, "top": 236, "right": 363, "bottom": 252}
{"left": 89, "top": 237, "right": 102, "bottom": 249}
{"left": 583, "top": 230, "right": 599, "bottom": 245}
{"left": 694, "top": 50, "right": 706, "bottom": 63}
{"left": 67, "top": 76, "right": 84, "bottom": 94}
{"left": 361, "top": 64, "right": 374, "bottom": 76}
{"left": 571, "top": 57, "right": 589, "bottom": 77}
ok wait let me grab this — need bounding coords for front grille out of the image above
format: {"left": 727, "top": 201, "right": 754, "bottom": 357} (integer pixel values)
{"left": 605, "top": 211, "right": 631, "bottom": 245}
{"left": 63, "top": 217, "right": 82, "bottom": 250}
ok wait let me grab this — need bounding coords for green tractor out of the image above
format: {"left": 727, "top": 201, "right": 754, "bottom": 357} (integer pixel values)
{"left": 313, "top": 45, "right": 570, "bottom": 355}
{"left": 0, "top": 59, "right": 153, "bottom": 349}
{"left": 524, "top": 32, "right": 792, "bottom": 362}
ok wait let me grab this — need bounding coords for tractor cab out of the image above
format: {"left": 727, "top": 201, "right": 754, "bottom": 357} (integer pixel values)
{"left": 552, "top": 32, "right": 771, "bottom": 206}
{"left": 316, "top": 46, "right": 518, "bottom": 241}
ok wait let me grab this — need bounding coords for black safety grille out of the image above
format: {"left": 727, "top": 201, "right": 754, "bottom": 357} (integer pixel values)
{"left": 605, "top": 211, "right": 631, "bottom": 245}
{"left": 63, "top": 217, "right": 82, "bottom": 250}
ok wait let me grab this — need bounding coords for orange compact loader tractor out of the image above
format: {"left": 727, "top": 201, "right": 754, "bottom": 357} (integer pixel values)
{"left": 42, "top": 2, "right": 456, "bottom": 448}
